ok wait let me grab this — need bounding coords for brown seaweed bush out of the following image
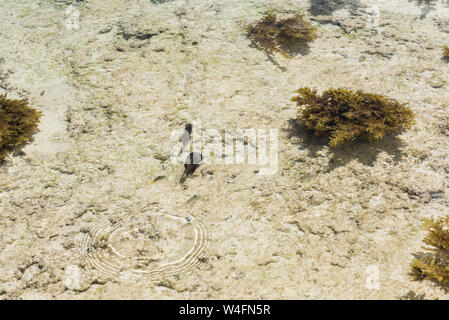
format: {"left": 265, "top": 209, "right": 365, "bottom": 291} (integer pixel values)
{"left": 292, "top": 87, "right": 415, "bottom": 146}
{"left": 246, "top": 13, "right": 317, "bottom": 57}
{"left": 0, "top": 93, "right": 41, "bottom": 158}
{"left": 411, "top": 216, "right": 449, "bottom": 285}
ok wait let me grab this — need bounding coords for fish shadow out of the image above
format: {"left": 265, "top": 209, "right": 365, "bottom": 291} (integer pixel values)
{"left": 309, "top": 0, "right": 362, "bottom": 16}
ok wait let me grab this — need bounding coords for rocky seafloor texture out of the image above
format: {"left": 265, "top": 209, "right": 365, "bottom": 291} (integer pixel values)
{"left": 0, "top": 0, "right": 448, "bottom": 299}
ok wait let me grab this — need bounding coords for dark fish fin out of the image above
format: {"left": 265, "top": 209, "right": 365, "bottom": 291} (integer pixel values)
{"left": 179, "top": 170, "right": 188, "bottom": 183}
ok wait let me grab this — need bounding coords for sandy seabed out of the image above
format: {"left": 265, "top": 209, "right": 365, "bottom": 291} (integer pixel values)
{"left": 0, "top": 0, "right": 448, "bottom": 299}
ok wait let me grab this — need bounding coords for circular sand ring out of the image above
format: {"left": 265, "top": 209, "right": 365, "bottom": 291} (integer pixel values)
{"left": 77, "top": 210, "right": 208, "bottom": 283}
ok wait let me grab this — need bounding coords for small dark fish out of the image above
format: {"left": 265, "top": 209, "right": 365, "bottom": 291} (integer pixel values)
{"left": 180, "top": 152, "right": 203, "bottom": 183}
{"left": 151, "top": 175, "right": 166, "bottom": 183}
{"left": 179, "top": 123, "right": 193, "bottom": 155}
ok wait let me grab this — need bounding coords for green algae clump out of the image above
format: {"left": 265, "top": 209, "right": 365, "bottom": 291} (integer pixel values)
{"left": 443, "top": 46, "right": 449, "bottom": 62}
{"left": 246, "top": 13, "right": 317, "bottom": 57}
{"left": 411, "top": 216, "right": 449, "bottom": 285}
{"left": 292, "top": 87, "right": 415, "bottom": 146}
{"left": 0, "top": 93, "right": 41, "bottom": 158}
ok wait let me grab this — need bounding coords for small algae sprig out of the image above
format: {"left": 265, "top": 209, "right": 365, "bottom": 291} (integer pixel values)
{"left": 0, "top": 93, "right": 41, "bottom": 158}
{"left": 292, "top": 87, "right": 415, "bottom": 146}
{"left": 443, "top": 45, "right": 449, "bottom": 62}
{"left": 411, "top": 216, "right": 449, "bottom": 285}
{"left": 246, "top": 12, "right": 317, "bottom": 57}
